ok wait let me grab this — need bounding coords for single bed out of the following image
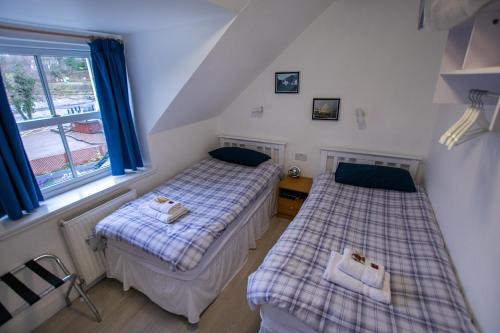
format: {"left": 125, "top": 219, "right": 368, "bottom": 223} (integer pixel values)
{"left": 95, "top": 136, "right": 286, "bottom": 323}
{"left": 247, "top": 148, "right": 477, "bottom": 333}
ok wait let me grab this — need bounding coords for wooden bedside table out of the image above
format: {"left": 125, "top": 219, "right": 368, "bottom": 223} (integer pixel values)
{"left": 278, "top": 176, "right": 313, "bottom": 218}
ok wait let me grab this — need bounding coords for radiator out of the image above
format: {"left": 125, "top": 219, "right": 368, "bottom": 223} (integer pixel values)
{"left": 60, "top": 189, "right": 137, "bottom": 288}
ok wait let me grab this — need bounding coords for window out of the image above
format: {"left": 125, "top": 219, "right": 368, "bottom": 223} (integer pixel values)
{"left": 0, "top": 50, "right": 109, "bottom": 197}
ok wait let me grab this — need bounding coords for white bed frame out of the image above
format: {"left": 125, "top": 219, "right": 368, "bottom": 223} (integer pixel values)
{"left": 319, "top": 147, "right": 422, "bottom": 181}
{"left": 218, "top": 135, "right": 286, "bottom": 172}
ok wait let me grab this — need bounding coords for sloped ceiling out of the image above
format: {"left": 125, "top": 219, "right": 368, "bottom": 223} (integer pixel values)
{"left": 124, "top": 16, "right": 234, "bottom": 163}
{"left": 149, "top": 0, "right": 334, "bottom": 133}
{"left": 0, "top": 0, "right": 230, "bottom": 34}
{"left": 209, "top": 0, "right": 251, "bottom": 13}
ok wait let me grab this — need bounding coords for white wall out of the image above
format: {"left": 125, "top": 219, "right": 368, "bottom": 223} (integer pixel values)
{"left": 124, "top": 15, "right": 233, "bottom": 163}
{"left": 0, "top": 175, "right": 157, "bottom": 333}
{"left": 124, "top": 18, "right": 224, "bottom": 185}
{"left": 217, "top": 0, "right": 447, "bottom": 177}
{"left": 426, "top": 104, "right": 500, "bottom": 333}
{"left": 151, "top": 0, "right": 334, "bottom": 133}
{"left": 147, "top": 118, "right": 219, "bottom": 182}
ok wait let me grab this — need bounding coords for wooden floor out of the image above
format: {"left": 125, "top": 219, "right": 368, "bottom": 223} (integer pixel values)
{"left": 34, "top": 217, "right": 290, "bottom": 333}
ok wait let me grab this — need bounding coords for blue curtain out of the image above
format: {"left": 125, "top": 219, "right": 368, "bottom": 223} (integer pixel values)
{"left": 0, "top": 69, "right": 43, "bottom": 220}
{"left": 89, "top": 39, "right": 143, "bottom": 175}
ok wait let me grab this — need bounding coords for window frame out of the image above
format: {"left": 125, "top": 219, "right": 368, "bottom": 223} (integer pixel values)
{"left": 0, "top": 41, "right": 110, "bottom": 198}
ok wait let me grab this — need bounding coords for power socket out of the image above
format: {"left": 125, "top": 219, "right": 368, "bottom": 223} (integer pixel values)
{"left": 295, "top": 153, "right": 307, "bottom": 161}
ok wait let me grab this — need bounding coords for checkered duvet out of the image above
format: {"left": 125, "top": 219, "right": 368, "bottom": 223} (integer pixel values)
{"left": 247, "top": 173, "right": 476, "bottom": 332}
{"left": 95, "top": 158, "right": 280, "bottom": 272}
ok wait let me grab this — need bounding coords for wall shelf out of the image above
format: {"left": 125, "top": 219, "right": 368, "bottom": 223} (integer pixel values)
{"left": 441, "top": 66, "right": 500, "bottom": 76}
{"left": 434, "top": 6, "right": 500, "bottom": 105}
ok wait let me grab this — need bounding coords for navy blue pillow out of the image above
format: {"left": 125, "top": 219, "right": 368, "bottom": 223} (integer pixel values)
{"left": 335, "top": 162, "right": 416, "bottom": 192}
{"left": 209, "top": 147, "right": 271, "bottom": 167}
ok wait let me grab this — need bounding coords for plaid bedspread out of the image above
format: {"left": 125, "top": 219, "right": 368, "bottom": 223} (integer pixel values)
{"left": 247, "top": 173, "right": 476, "bottom": 332}
{"left": 95, "top": 158, "right": 280, "bottom": 272}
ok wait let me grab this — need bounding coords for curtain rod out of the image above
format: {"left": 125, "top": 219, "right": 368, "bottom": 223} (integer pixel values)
{"left": 0, "top": 23, "right": 122, "bottom": 42}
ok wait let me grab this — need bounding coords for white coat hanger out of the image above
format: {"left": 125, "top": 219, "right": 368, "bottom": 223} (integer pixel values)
{"left": 443, "top": 90, "right": 492, "bottom": 150}
{"left": 440, "top": 89, "right": 500, "bottom": 150}
{"left": 447, "top": 91, "right": 484, "bottom": 149}
{"left": 439, "top": 105, "right": 474, "bottom": 145}
{"left": 440, "top": 90, "right": 479, "bottom": 146}
{"left": 439, "top": 108, "right": 466, "bottom": 144}
{"left": 447, "top": 107, "right": 481, "bottom": 149}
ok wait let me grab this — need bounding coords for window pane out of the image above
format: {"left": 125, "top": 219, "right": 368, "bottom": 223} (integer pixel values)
{"left": 2, "top": 52, "right": 109, "bottom": 194}
{"left": 41, "top": 56, "right": 97, "bottom": 117}
{"left": 0, "top": 54, "right": 51, "bottom": 121}
{"left": 21, "top": 126, "right": 74, "bottom": 189}
{"left": 63, "top": 119, "right": 109, "bottom": 176}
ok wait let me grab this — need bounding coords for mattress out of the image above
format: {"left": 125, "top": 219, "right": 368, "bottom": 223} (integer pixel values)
{"left": 105, "top": 175, "right": 279, "bottom": 323}
{"left": 106, "top": 176, "right": 278, "bottom": 281}
{"left": 95, "top": 158, "right": 281, "bottom": 272}
{"left": 247, "top": 173, "right": 477, "bottom": 333}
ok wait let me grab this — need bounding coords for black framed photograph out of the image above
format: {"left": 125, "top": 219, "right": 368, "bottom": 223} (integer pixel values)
{"left": 312, "top": 98, "right": 340, "bottom": 120}
{"left": 275, "top": 72, "right": 299, "bottom": 94}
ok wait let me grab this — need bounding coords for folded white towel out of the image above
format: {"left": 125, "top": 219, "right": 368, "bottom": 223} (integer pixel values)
{"left": 338, "top": 248, "right": 365, "bottom": 279}
{"left": 338, "top": 248, "right": 385, "bottom": 289}
{"left": 140, "top": 204, "right": 188, "bottom": 224}
{"left": 324, "top": 251, "right": 391, "bottom": 304}
{"left": 149, "top": 196, "right": 182, "bottom": 214}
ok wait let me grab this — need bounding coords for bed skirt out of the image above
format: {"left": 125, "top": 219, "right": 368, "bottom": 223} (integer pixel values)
{"left": 104, "top": 182, "right": 277, "bottom": 323}
{"left": 259, "top": 304, "right": 317, "bottom": 333}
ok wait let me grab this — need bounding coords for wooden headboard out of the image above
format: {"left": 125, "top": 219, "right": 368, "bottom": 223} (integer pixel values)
{"left": 218, "top": 135, "right": 287, "bottom": 171}
{"left": 319, "top": 147, "right": 422, "bottom": 181}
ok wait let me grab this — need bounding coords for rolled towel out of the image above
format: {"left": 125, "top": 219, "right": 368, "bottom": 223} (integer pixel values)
{"left": 149, "top": 196, "right": 182, "bottom": 214}
{"left": 338, "top": 248, "right": 385, "bottom": 289}
{"left": 323, "top": 251, "right": 391, "bottom": 304}
{"left": 140, "top": 204, "right": 188, "bottom": 224}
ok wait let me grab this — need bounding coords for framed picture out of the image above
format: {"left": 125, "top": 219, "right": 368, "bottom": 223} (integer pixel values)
{"left": 275, "top": 72, "right": 299, "bottom": 94}
{"left": 312, "top": 98, "right": 340, "bottom": 120}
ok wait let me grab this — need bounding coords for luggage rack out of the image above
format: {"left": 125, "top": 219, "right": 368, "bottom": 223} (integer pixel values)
{"left": 0, "top": 254, "right": 101, "bottom": 327}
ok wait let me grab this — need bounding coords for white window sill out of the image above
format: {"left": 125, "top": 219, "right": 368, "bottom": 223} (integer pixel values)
{"left": 0, "top": 168, "right": 156, "bottom": 240}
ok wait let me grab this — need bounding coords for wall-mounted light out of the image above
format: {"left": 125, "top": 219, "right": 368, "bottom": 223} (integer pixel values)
{"left": 356, "top": 108, "right": 367, "bottom": 129}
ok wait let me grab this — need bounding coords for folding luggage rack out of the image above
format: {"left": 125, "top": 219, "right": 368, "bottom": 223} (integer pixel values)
{"left": 0, "top": 254, "right": 101, "bottom": 327}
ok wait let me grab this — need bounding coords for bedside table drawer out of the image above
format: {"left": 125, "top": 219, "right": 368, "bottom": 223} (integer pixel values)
{"left": 278, "top": 197, "right": 304, "bottom": 217}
